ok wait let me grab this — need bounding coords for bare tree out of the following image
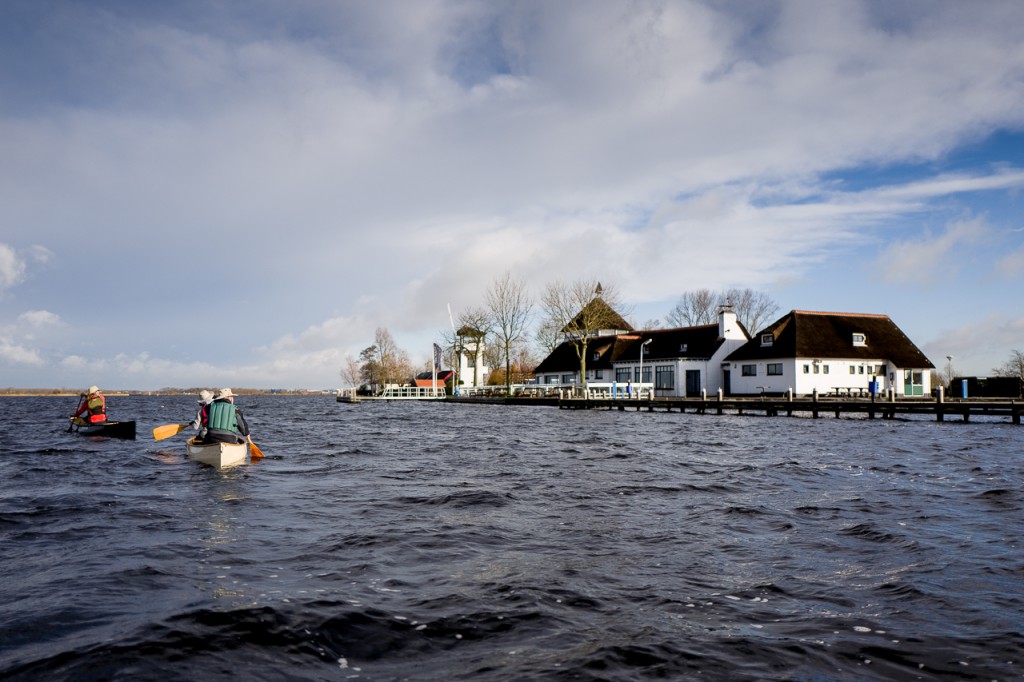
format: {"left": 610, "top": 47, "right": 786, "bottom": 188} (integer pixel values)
{"left": 725, "top": 288, "right": 780, "bottom": 334}
{"left": 534, "top": 316, "right": 563, "bottom": 356}
{"left": 339, "top": 355, "right": 361, "bottom": 388}
{"left": 360, "top": 328, "right": 412, "bottom": 391}
{"left": 541, "top": 279, "right": 626, "bottom": 390}
{"left": 485, "top": 272, "right": 533, "bottom": 394}
{"left": 665, "top": 288, "right": 717, "bottom": 327}
{"left": 665, "top": 287, "right": 779, "bottom": 333}
{"left": 992, "top": 349, "right": 1024, "bottom": 379}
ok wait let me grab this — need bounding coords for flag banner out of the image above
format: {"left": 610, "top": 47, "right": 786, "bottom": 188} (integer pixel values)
{"left": 433, "top": 343, "right": 443, "bottom": 372}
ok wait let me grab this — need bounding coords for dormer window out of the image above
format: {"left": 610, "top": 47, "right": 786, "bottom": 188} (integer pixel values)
{"left": 852, "top": 333, "right": 866, "bottom": 347}
{"left": 760, "top": 333, "right": 774, "bottom": 347}
{"left": 679, "top": 343, "right": 688, "bottom": 353}
{"left": 592, "top": 351, "right": 600, "bottom": 361}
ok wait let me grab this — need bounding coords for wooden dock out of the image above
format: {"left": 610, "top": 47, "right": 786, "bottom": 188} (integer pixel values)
{"left": 555, "top": 395, "right": 1022, "bottom": 424}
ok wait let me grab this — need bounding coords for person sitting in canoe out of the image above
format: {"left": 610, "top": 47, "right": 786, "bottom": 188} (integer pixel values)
{"left": 188, "top": 389, "right": 214, "bottom": 431}
{"left": 71, "top": 386, "right": 106, "bottom": 425}
{"left": 197, "top": 388, "right": 249, "bottom": 445}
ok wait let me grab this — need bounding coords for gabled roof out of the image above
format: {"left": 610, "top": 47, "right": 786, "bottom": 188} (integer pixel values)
{"left": 533, "top": 324, "right": 734, "bottom": 374}
{"left": 725, "top": 310, "right": 934, "bottom": 368}
{"left": 623, "top": 325, "right": 726, "bottom": 362}
{"left": 564, "top": 297, "right": 634, "bottom": 335}
{"left": 534, "top": 335, "right": 621, "bottom": 374}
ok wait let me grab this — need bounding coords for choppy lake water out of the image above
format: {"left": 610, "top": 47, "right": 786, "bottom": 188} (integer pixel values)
{"left": 1, "top": 395, "right": 1022, "bottom": 681}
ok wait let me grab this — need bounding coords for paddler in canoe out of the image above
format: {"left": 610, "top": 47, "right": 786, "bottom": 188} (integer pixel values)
{"left": 68, "top": 386, "right": 136, "bottom": 439}
{"left": 70, "top": 385, "right": 107, "bottom": 427}
{"left": 196, "top": 388, "right": 249, "bottom": 444}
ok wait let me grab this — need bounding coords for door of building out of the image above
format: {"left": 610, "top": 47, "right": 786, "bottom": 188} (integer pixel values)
{"left": 686, "top": 369, "right": 701, "bottom": 397}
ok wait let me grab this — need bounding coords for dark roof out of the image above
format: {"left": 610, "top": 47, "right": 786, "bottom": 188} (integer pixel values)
{"left": 534, "top": 336, "right": 620, "bottom": 374}
{"left": 533, "top": 324, "right": 731, "bottom": 374}
{"left": 725, "top": 311, "right": 934, "bottom": 368}
{"left": 564, "top": 297, "right": 633, "bottom": 334}
{"left": 414, "top": 370, "right": 454, "bottom": 381}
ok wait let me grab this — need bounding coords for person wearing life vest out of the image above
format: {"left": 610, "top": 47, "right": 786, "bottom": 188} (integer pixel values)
{"left": 189, "top": 389, "right": 214, "bottom": 431}
{"left": 72, "top": 386, "right": 107, "bottom": 424}
{"left": 198, "top": 388, "right": 249, "bottom": 444}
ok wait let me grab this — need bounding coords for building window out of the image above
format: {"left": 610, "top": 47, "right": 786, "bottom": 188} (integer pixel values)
{"left": 655, "top": 366, "right": 674, "bottom": 389}
{"left": 616, "top": 368, "right": 631, "bottom": 383}
{"left": 767, "top": 363, "right": 783, "bottom": 376}
{"left": 858, "top": 365, "right": 865, "bottom": 374}
{"left": 594, "top": 369, "right": 603, "bottom": 380}
{"left": 823, "top": 365, "right": 830, "bottom": 374}
{"left": 852, "top": 333, "right": 866, "bottom": 346}
{"left": 803, "top": 364, "right": 810, "bottom": 374}
{"left": 592, "top": 351, "right": 600, "bottom": 361}
{"left": 813, "top": 364, "right": 820, "bottom": 374}
{"left": 679, "top": 343, "right": 688, "bottom": 352}
{"left": 561, "top": 374, "right": 575, "bottom": 384}
{"left": 760, "top": 333, "right": 774, "bottom": 347}
{"left": 849, "top": 366, "right": 856, "bottom": 375}
{"left": 635, "top": 366, "right": 651, "bottom": 383}
{"left": 742, "top": 364, "right": 757, "bottom": 376}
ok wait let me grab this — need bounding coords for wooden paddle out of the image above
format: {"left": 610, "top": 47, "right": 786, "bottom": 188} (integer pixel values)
{"left": 68, "top": 395, "right": 85, "bottom": 432}
{"left": 152, "top": 423, "right": 190, "bottom": 441}
{"left": 248, "top": 436, "right": 265, "bottom": 459}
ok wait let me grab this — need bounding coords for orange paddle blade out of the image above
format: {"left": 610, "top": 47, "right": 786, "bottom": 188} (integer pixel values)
{"left": 152, "top": 423, "right": 189, "bottom": 441}
{"left": 248, "top": 436, "right": 265, "bottom": 459}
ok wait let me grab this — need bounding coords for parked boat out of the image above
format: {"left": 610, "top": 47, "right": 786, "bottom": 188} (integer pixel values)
{"left": 185, "top": 437, "right": 248, "bottom": 468}
{"left": 69, "top": 418, "right": 136, "bottom": 440}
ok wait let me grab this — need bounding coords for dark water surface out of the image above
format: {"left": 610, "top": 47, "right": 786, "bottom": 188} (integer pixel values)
{"left": 1, "top": 395, "right": 1022, "bottom": 681}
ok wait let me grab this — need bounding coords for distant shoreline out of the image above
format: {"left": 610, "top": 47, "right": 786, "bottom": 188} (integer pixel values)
{"left": 0, "top": 390, "right": 334, "bottom": 397}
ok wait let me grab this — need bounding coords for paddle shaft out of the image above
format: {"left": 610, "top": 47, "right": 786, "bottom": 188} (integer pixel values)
{"left": 68, "top": 395, "right": 85, "bottom": 432}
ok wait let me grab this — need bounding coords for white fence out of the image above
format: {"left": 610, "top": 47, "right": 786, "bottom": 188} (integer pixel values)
{"left": 458, "top": 382, "right": 653, "bottom": 399}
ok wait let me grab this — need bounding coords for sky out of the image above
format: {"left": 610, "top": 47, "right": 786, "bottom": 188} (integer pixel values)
{"left": 1, "top": 0, "right": 1023, "bottom": 391}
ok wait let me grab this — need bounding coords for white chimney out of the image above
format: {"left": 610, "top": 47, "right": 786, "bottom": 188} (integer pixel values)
{"left": 718, "top": 303, "right": 738, "bottom": 339}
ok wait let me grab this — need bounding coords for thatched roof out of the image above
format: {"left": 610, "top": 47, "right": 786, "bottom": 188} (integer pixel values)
{"left": 725, "top": 311, "right": 933, "bottom": 368}
{"left": 533, "top": 324, "right": 729, "bottom": 374}
{"left": 563, "top": 297, "right": 633, "bottom": 335}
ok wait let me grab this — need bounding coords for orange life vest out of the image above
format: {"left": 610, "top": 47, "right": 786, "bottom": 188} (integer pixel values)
{"left": 86, "top": 394, "right": 106, "bottom": 423}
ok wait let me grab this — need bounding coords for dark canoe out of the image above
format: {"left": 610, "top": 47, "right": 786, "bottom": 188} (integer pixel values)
{"left": 70, "top": 419, "right": 137, "bottom": 440}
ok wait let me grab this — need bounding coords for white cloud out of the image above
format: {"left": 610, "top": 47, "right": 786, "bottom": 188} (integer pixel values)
{"left": 922, "top": 314, "right": 1024, "bottom": 376}
{"left": 0, "top": 244, "right": 25, "bottom": 291}
{"left": 876, "top": 217, "right": 989, "bottom": 284}
{"left": 0, "top": 336, "right": 43, "bottom": 365}
{"left": 17, "top": 310, "right": 62, "bottom": 327}
{"left": 28, "top": 245, "right": 55, "bottom": 264}
{"left": 996, "top": 246, "right": 1024, "bottom": 278}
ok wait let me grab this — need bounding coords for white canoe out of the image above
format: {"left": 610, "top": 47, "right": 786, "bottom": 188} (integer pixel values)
{"left": 186, "top": 437, "right": 249, "bottom": 468}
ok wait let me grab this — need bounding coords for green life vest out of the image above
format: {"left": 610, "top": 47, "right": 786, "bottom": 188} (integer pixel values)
{"left": 206, "top": 400, "right": 239, "bottom": 433}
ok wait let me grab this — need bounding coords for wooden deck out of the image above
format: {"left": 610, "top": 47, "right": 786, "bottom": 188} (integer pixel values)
{"left": 555, "top": 395, "right": 1022, "bottom": 424}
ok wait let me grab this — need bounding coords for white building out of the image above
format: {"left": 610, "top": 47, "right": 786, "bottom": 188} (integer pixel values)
{"left": 724, "top": 310, "right": 934, "bottom": 397}
{"left": 455, "top": 326, "right": 489, "bottom": 388}
{"left": 534, "top": 305, "right": 750, "bottom": 397}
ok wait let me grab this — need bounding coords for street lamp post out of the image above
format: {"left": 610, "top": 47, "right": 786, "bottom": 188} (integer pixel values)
{"left": 639, "top": 339, "right": 652, "bottom": 399}
{"left": 946, "top": 355, "right": 953, "bottom": 394}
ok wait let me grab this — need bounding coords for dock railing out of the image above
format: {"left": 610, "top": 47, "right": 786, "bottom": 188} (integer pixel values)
{"left": 379, "top": 385, "right": 446, "bottom": 400}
